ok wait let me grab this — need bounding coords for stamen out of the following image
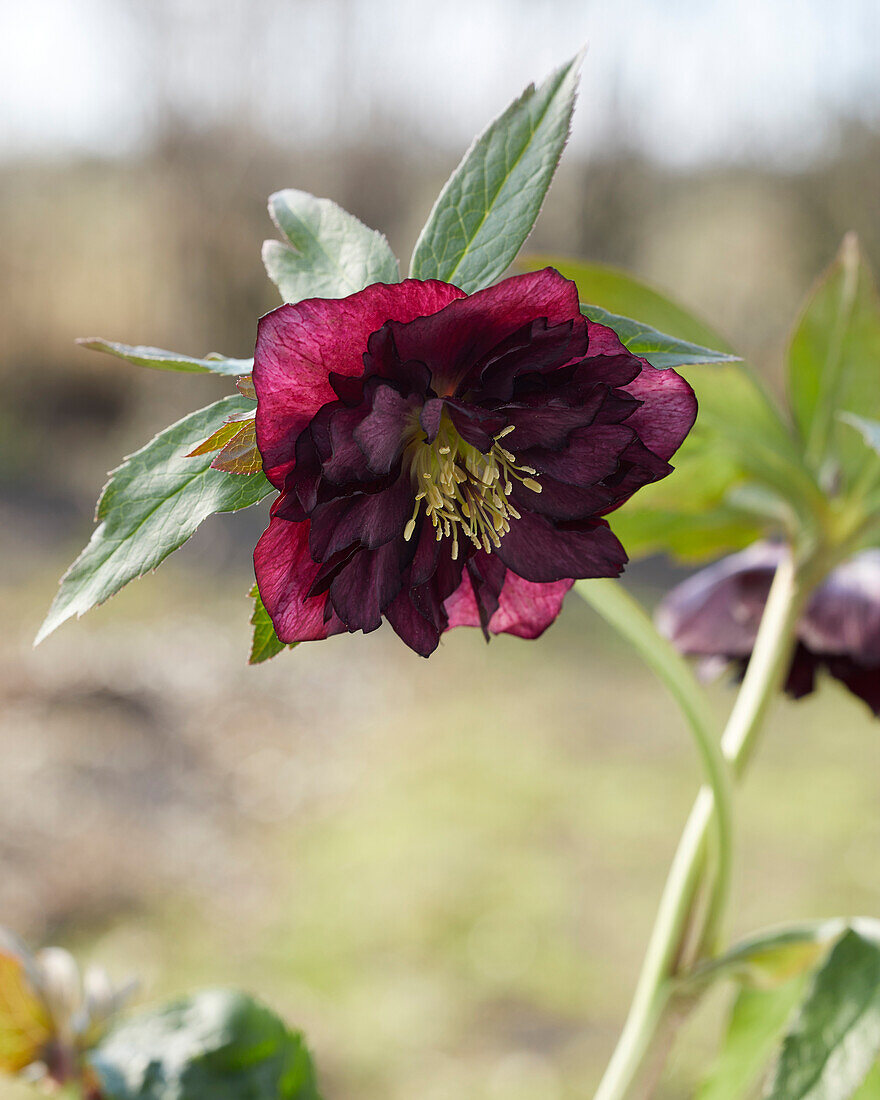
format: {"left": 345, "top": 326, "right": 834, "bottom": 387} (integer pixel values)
{"left": 403, "top": 415, "right": 541, "bottom": 555}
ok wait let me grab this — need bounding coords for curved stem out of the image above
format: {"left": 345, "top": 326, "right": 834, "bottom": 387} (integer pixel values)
{"left": 583, "top": 551, "right": 809, "bottom": 1100}
{"left": 575, "top": 579, "right": 733, "bottom": 896}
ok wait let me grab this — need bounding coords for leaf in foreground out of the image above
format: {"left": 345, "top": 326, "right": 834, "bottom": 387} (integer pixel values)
{"left": 77, "top": 339, "right": 252, "bottom": 376}
{"left": 89, "top": 989, "right": 321, "bottom": 1100}
{"left": 697, "top": 980, "right": 806, "bottom": 1100}
{"left": 765, "top": 930, "right": 880, "bottom": 1100}
{"left": 249, "top": 584, "right": 295, "bottom": 664}
{"left": 37, "top": 396, "right": 273, "bottom": 644}
{"left": 410, "top": 51, "right": 583, "bottom": 293}
{"left": 263, "top": 189, "right": 400, "bottom": 304}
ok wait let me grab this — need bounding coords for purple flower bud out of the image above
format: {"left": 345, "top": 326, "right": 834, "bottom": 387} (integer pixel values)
{"left": 657, "top": 543, "right": 880, "bottom": 715}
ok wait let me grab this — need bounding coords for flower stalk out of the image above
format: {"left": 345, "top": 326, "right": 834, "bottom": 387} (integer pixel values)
{"left": 582, "top": 547, "right": 812, "bottom": 1100}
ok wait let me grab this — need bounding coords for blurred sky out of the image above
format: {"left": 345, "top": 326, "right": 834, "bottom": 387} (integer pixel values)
{"left": 1, "top": 0, "right": 878, "bottom": 167}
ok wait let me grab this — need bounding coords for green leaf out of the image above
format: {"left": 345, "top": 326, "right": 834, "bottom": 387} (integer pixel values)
{"left": 697, "top": 980, "right": 806, "bottom": 1100}
{"left": 36, "top": 396, "right": 274, "bottom": 644}
{"left": 89, "top": 989, "right": 322, "bottom": 1100}
{"left": 840, "top": 412, "right": 880, "bottom": 457}
{"left": 77, "top": 339, "right": 252, "bottom": 376}
{"left": 766, "top": 930, "right": 880, "bottom": 1100}
{"left": 686, "top": 921, "right": 846, "bottom": 994}
{"left": 410, "top": 51, "right": 583, "bottom": 292}
{"left": 580, "top": 304, "right": 739, "bottom": 370}
{"left": 523, "top": 256, "right": 731, "bottom": 350}
{"left": 249, "top": 584, "right": 295, "bottom": 665}
{"left": 263, "top": 189, "right": 399, "bottom": 304}
{"left": 788, "top": 234, "right": 880, "bottom": 483}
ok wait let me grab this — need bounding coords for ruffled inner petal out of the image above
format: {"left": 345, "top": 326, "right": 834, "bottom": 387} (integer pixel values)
{"left": 254, "top": 278, "right": 464, "bottom": 487}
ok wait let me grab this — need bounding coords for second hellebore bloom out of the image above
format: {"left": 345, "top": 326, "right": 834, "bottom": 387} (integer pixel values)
{"left": 253, "top": 268, "right": 696, "bottom": 656}
{"left": 658, "top": 542, "right": 880, "bottom": 715}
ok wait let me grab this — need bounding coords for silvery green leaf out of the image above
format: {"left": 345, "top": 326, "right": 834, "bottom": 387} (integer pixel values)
{"left": 37, "top": 395, "right": 273, "bottom": 644}
{"left": 77, "top": 339, "right": 252, "bottom": 376}
{"left": 410, "top": 52, "right": 583, "bottom": 292}
{"left": 263, "top": 189, "right": 399, "bottom": 304}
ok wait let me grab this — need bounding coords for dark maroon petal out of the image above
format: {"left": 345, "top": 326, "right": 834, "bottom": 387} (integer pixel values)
{"left": 501, "top": 405, "right": 604, "bottom": 452}
{"left": 622, "top": 364, "right": 697, "bottom": 462}
{"left": 361, "top": 324, "right": 434, "bottom": 394}
{"left": 384, "top": 589, "right": 442, "bottom": 657}
{"left": 824, "top": 656, "right": 880, "bottom": 715}
{"left": 495, "top": 510, "right": 627, "bottom": 583}
{"left": 463, "top": 552, "right": 507, "bottom": 636}
{"left": 582, "top": 318, "right": 697, "bottom": 463}
{"left": 595, "top": 437, "right": 673, "bottom": 512}
{"left": 784, "top": 644, "right": 820, "bottom": 699}
{"left": 474, "top": 316, "right": 588, "bottom": 402}
{"left": 445, "top": 402, "right": 508, "bottom": 451}
{"left": 510, "top": 476, "right": 617, "bottom": 522}
{"left": 253, "top": 518, "right": 345, "bottom": 642}
{"left": 353, "top": 384, "right": 421, "bottom": 475}
{"left": 656, "top": 543, "right": 785, "bottom": 658}
{"left": 329, "top": 541, "right": 404, "bottom": 632}
{"left": 308, "top": 472, "right": 413, "bottom": 560}
{"left": 443, "top": 566, "right": 573, "bottom": 639}
{"left": 420, "top": 398, "right": 444, "bottom": 441}
{"left": 387, "top": 269, "right": 582, "bottom": 397}
{"left": 254, "top": 279, "right": 465, "bottom": 487}
{"left": 800, "top": 552, "right": 880, "bottom": 662}
{"left": 319, "top": 403, "right": 375, "bottom": 484}
{"left": 525, "top": 424, "right": 636, "bottom": 487}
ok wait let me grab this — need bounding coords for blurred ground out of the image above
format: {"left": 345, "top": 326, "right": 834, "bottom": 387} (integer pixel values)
{"left": 3, "top": 552, "right": 880, "bottom": 1098}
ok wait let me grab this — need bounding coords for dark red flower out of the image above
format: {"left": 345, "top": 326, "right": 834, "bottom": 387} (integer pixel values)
{"left": 657, "top": 542, "right": 880, "bottom": 715}
{"left": 253, "top": 268, "right": 696, "bottom": 656}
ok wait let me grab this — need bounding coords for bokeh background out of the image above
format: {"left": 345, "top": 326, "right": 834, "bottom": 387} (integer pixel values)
{"left": 2, "top": 1, "right": 880, "bottom": 1096}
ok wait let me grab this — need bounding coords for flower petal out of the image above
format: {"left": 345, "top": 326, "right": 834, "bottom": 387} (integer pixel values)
{"left": 254, "top": 279, "right": 465, "bottom": 487}
{"left": 388, "top": 268, "right": 582, "bottom": 396}
{"left": 495, "top": 510, "right": 627, "bottom": 583}
{"left": 253, "top": 518, "right": 344, "bottom": 642}
{"left": 655, "top": 542, "right": 783, "bottom": 657}
{"left": 329, "top": 541, "right": 404, "bottom": 632}
{"left": 444, "top": 559, "right": 573, "bottom": 639}
{"left": 584, "top": 319, "right": 697, "bottom": 462}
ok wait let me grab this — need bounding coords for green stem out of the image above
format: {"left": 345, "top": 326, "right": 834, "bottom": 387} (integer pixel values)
{"left": 576, "top": 579, "right": 733, "bottom": 891}
{"left": 583, "top": 550, "right": 808, "bottom": 1100}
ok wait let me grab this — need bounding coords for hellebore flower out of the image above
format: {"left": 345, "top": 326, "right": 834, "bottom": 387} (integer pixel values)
{"left": 657, "top": 542, "right": 880, "bottom": 715}
{"left": 253, "top": 268, "right": 696, "bottom": 656}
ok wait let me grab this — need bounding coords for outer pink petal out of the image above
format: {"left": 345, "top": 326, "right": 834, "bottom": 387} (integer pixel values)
{"left": 391, "top": 268, "right": 582, "bottom": 395}
{"left": 254, "top": 279, "right": 466, "bottom": 487}
{"left": 253, "top": 517, "right": 345, "bottom": 642}
{"left": 444, "top": 569, "right": 573, "bottom": 640}
{"left": 585, "top": 319, "right": 697, "bottom": 462}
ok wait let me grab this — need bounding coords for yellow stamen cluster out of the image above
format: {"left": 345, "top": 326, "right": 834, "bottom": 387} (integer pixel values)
{"left": 403, "top": 415, "right": 541, "bottom": 558}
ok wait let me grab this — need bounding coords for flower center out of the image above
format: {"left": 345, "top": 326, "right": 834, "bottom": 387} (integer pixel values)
{"left": 403, "top": 415, "right": 541, "bottom": 559}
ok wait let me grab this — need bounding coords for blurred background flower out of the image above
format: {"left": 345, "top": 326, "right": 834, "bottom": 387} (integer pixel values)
{"left": 2, "top": 1, "right": 880, "bottom": 1097}
{"left": 657, "top": 543, "right": 880, "bottom": 714}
